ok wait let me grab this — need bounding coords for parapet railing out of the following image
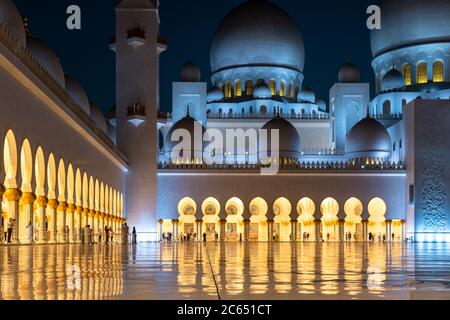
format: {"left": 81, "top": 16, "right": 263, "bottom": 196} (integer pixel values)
{"left": 158, "top": 161, "right": 406, "bottom": 171}
{"left": 0, "top": 23, "right": 123, "bottom": 157}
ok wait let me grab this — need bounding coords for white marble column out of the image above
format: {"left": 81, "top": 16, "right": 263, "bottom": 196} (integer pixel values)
{"left": 19, "top": 193, "right": 36, "bottom": 244}
{"left": 5, "top": 188, "right": 22, "bottom": 244}
{"left": 67, "top": 204, "right": 76, "bottom": 243}
{"left": 47, "top": 199, "right": 59, "bottom": 244}
{"left": 57, "top": 202, "right": 68, "bottom": 243}
{"left": 36, "top": 196, "right": 48, "bottom": 243}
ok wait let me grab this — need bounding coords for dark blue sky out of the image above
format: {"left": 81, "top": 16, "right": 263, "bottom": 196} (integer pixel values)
{"left": 13, "top": 0, "right": 376, "bottom": 113}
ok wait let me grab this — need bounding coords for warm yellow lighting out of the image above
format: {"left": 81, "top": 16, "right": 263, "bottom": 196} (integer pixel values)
{"left": 433, "top": 60, "right": 444, "bottom": 83}
{"left": 269, "top": 80, "right": 276, "bottom": 96}
{"left": 417, "top": 62, "right": 428, "bottom": 84}
{"left": 235, "top": 80, "right": 242, "bottom": 97}
{"left": 289, "top": 83, "right": 295, "bottom": 98}
{"left": 403, "top": 64, "right": 412, "bottom": 86}
{"left": 280, "top": 81, "right": 285, "bottom": 97}
{"left": 245, "top": 80, "right": 253, "bottom": 96}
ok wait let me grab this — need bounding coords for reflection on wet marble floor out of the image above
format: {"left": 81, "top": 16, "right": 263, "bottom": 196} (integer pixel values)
{"left": 1, "top": 242, "right": 450, "bottom": 300}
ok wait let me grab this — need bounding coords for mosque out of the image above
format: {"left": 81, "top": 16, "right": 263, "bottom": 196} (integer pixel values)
{"left": 0, "top": 0, "right": 450, "bottom": 244}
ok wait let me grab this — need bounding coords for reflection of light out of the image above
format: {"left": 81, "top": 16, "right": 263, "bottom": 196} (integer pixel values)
{"left": 416, "top": 233, "right": 450, "bottom": 243}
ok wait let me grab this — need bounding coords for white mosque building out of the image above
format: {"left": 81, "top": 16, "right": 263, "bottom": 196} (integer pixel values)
{"left": 0, "top": 0, "right": 450, "bottom": 244}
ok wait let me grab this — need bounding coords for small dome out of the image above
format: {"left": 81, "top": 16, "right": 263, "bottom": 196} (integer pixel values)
{"left": 65, "top": 75, "right": 90, "bottom": 114}
{"left": 381, "top": 68, "right": 405, "bottom": 91}
{"left": 297, "top": 87, "right": 315, "bottom": 103}
{"left": 165, "top": 114, "right": 207, "bottom": 161}
{"left": 0, "top": 0, "right": 26, "bottom": 48}
{"left": 90, "top": 102, "right": 108, "bottom": 134}
{"left": 26, "top": 35, "right": 65, "bottom": 87}
{"left": 207, "top": 86, "right": 224, "bottom": 103}
{"left": 253, "top": 81, "right": 272, "bottom": 99}
{"left": 260, "top": 116, "right": 301, "bottom": 160}
{"left": 338, "top": 63, "right": 360, "bottom": 83}
{"left": 180, "top": 62, "right": 201, "bottom": 82}
{"left": 346, "top": 117, "right": 391, "bottom": 160}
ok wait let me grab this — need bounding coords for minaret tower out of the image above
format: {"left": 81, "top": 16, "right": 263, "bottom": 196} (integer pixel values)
{"left": 115, "top": 0, "right": 166, "bottom": 241}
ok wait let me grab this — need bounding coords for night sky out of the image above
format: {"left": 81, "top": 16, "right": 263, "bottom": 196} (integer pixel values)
{"left": 13, "top": 0, "right": 377, "bottom": 114}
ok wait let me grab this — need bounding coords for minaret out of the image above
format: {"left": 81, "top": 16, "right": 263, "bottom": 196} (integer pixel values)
{"left": 115, "top": 0, "right": 166, "bottom": 241}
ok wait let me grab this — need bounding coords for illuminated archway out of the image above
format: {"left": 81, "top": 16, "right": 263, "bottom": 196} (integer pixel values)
{"left": 320, "top": 197, "right": 339, "bottom": 242}
{"left": 3, "top": 130, "right": 18, "bottom": 189}
{"left": 368, "top": 197, "right": 387, "bottom": 242}
{"left": 177, "top": 197, "right": 197, "bottom": 240}
{"left": 34, "top": 147, "right": 45, "bottom": 197}
{"left": 249, "top": 197, "right": 268, "bottom": 241}
{"left": 57, "top": 159, "right": 66, "bottom": 202}
{"left": 344, "top": 197, "right": 363, "bottom": 241}
{"left": 225, "top": 197, "right": 244, "bottom": 241}
{"left": 89, "top": 177, "right": 94, "bottom": 211}
{"left": 66, "top": 164, "right": 74, "bottom": 205}
{"left": 297, "top": 197, "right": 316, "bottom": 242}
{"left": 200, "top": 197, "right": 220, "bottom": 241}
{"left": 273, "top": 197, "right": 292, "bottom": 241}
{"left": 20, "top": 139, "right": 33, "bottom": 193}
{"left": 433, "top": 60, "right": 444, "bottom": 83}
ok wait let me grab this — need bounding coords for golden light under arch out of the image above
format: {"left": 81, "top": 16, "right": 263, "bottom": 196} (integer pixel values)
{"left": 20, "top": 138, "right": 33, "bottom": 193}
{"left": 3, "top": 129, "right": 18, "bottom": 188}
{"left": 177, "top": 197, "right": 197, "bottom": 216}
{"left": 201, "top": 197, "right": 221, "bottom": 216}
{"left": 225, "top": 197, "right": 244, "bottom": 216}
{"left": 297, "top": 197, "right": 315, "bottom": 222}
{"left": 273, "top": 197, "right": 292, "bottom": 217}
{"left": 249, "top": 197, "right": 268, "bottom": 217}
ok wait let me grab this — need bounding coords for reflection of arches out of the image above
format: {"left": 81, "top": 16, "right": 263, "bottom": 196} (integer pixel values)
{"left": 34, "top": 147, "right": 45, "bottom": 196}
{"left": 320, "top": 197, "right": 339, "bottom": 241}
{"left": 20, "top": 139, "right": 33, "bottom": 192}
{"left": 368, "top": 197, "right": 387, "bottom": 241}
{"left": 201, "top": 197, "right": 220, "bottom": 216}
{"left": 3, "top": 130, "right": 18, "bottom": 188}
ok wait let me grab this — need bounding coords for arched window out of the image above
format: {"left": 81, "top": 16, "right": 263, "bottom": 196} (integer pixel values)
{"left": 269, "top": 80, "right": 276, "bottom": 96}
{"left": 417, "top": 62, "right": 428, "bottom": 84}
{"left": 246, "top": 80, "right": 253, "bottom": 96}
{"left": 403, "top": 64, "right": 412, "bottom": 86}
{"left": 224, "top": 82, "right": 232, "bottom": 98}
{"left": 433, "top": 61, "right": 444, "bottom": 82}
{"left": 249, "top": 106, "right": 253, "bottom": 114}
{"left": 289, "top": 82, "right": 295, "bottom": 98}
{"left": 280, "top": 81, "right": 285, "bottom": 97}
{"left": 383, "top": 100, "right": 391, "bottom": 117}
{"left": 218, "top": 108, "right": 223, "bottom": 116}
{"left": 402, "top": 99, "right": 407, "bottom": 107}
{"left": 399, "top": 139, "right": 402, "bottom": 149}
{"left": 260, "top": 105, "right": 267, "bottom": 115}
{"left": 393, "top": 143, "right": 396, "bottom": 152}
{"left": 235, "top": 80, "right": 242, "bottom": 97}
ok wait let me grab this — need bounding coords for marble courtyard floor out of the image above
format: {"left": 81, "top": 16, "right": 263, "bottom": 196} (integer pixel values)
{"left": 0, "top": 242, "right": 450, "bottom": 300}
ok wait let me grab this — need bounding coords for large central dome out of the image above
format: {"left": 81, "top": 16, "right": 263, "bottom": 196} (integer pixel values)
{"left": 210, "top": 0, "right": 305, "bottom": 75}
{"left": 371, "top": 0, "right": 450, "bottom": 57}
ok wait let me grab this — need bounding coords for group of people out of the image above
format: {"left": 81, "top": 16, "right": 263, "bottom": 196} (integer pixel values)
{"left": 81, "top": 225, "right": 115, "bottom": 245}
{"left": 368, "top": 232, "right": 396, "bottom": 242}
{"left": 345, "top": 232, "right": 356, "bottom": 241}
{"left": 2, "top": 218, "right": 15, "bottom": 243}
{"left": 180, "top": 231, "right": 195, "bottom": 241}
{"left": 162, "top": 232, "right": 172, "bottom": 241}
{"left": 302, "top": 232, "right": 311, "bottom": 241}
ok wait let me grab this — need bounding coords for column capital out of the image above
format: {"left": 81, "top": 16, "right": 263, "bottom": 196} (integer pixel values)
{"left": 48, "top": 199, "right": 59, "bottom": 209}
{"left": 82, "top": 207, "right": 90, "bottom": 216}
{"left": 243, "top": 219, "right": 251, "bottom": 223}
{"left": 95, "top": 210, "right": 102, "bottom": 217}
{"left": 66, "top": 204, "right": 76, "bottom": 213}
{"left": 21, "top": 192, "right": 36, "bottom": 204}
{"left": 219, "top": 219, "right": 227, "bottom": 224}
{"left": 57, "top": 201, "right": 68, "bottom": 211}
{"left": 5, "top": 188, "right": 22, "bottom": 201}
{"left": 267, "top": 219, "right": 274, "bottom": 223}
{"left": 195, "top": 219, "right": 203, "bottom": 223}
{"left": 88, "top": 209, "right": 96, "bottom": 217}
{"left": 75, "top": 206, "right": 83, "bottom": 214}
{"left": 158, "top": 219, "right": 163, "bottom": 224}
{"left": 36, "top": 196, "right": 48, "bottom": 207}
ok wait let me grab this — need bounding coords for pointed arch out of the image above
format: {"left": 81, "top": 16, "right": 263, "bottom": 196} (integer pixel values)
{"left": 34, "top": 147, "right": 46, "bottom": 197}
{"left": 94, "top": 179, "right": 100, "bottom": 212}
{"left": 105, "top": 184, "right": 109, "bottom": 215}
{"left": 113, "top": 189, "right": 117, "bottom": 217}
{"left": 20, "top": 139, "right": 33, "bottom": 193}
{"left": 67, "top": 164, "right": 74, "bottom": 205}
{"left": 57, "top": 159, "right": 66, "bottom": 202}
{"left": 89, "top": 176, "right": 94, "bottom": 210}
{"left": 47, "top": 153, "right": 56, "bottom": 199}
{"left": 75, "top": 169, "right": 82, "bottom": 206}
{"left": 3, "top": 129, "right": 18, "bottom": 189}
{"left": 82, "top": 172, "right": 89, "bottom": 208}
{"left": 100, "top": 182, "right": 105, "bottom": 213}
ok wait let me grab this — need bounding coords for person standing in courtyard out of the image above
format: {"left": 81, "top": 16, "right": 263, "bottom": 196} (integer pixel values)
{"left": 122, "top": 223, "right": 129, "bottom": 244}
{"left": 132, "top": 227, "right": 137, "bottom": 244}
{"left": 26, "top": 221, "right": 33, "bottom": 242}
{"left": 7, "top": 218, "right": 13, "bottom": 243}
